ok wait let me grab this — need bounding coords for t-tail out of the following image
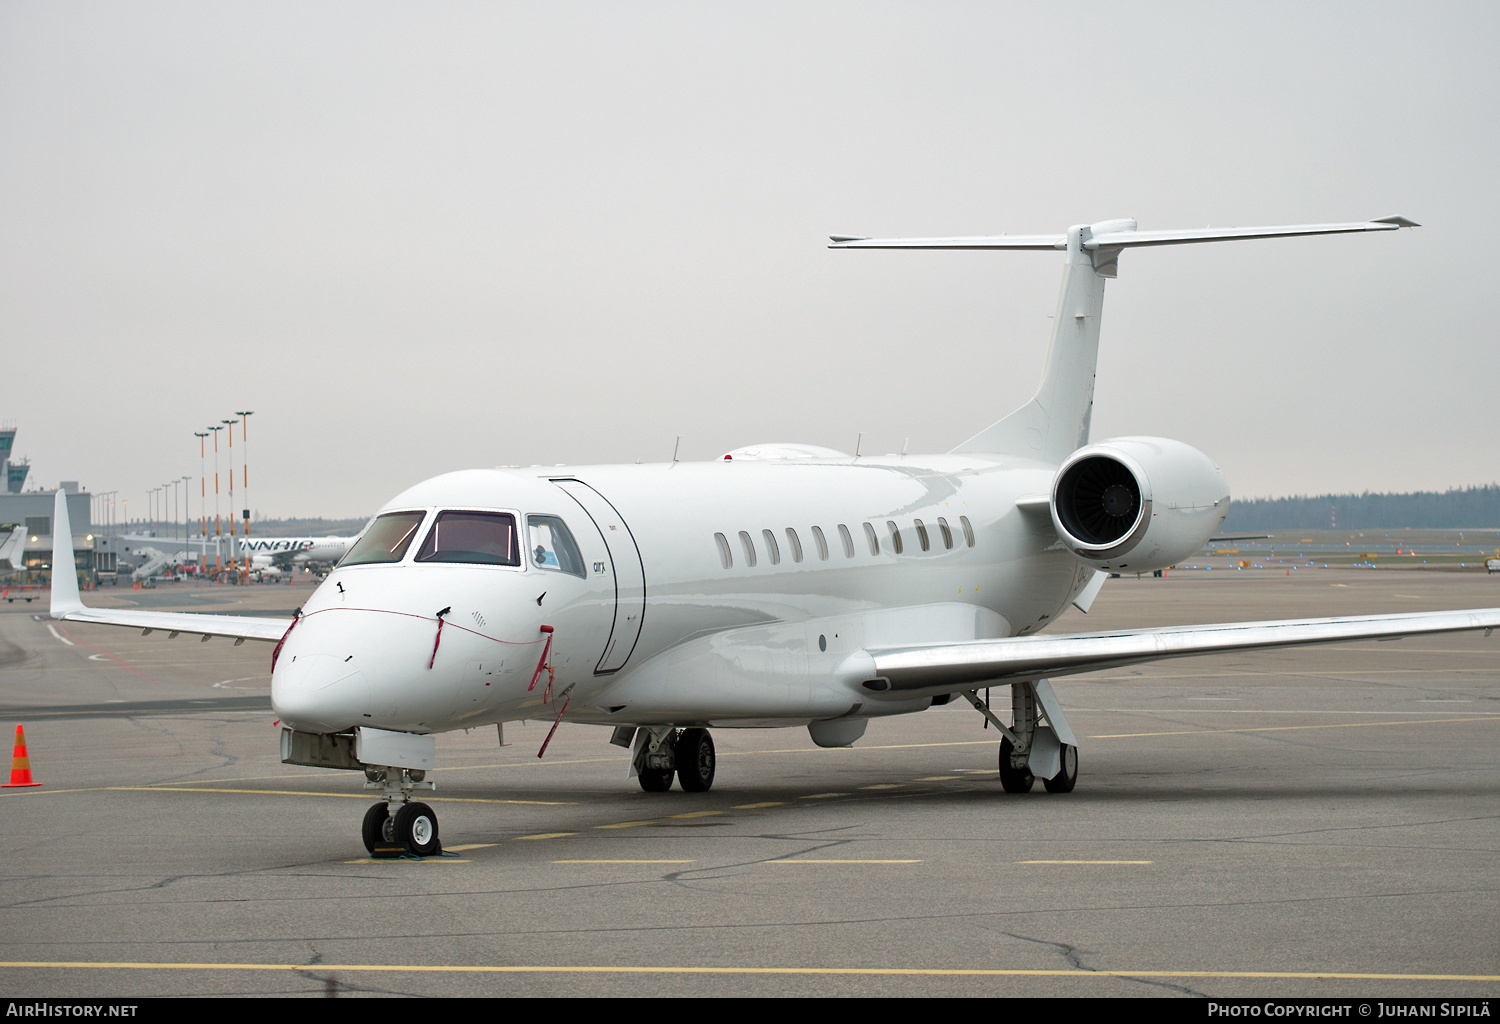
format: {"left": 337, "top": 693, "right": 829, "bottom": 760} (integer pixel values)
{"left": 830, "top": 215, "right": 1418, "bottom": 464}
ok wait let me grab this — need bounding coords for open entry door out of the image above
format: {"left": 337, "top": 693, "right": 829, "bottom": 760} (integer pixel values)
{"left": 551, "top": 479, "right": 646, "bottom": 673}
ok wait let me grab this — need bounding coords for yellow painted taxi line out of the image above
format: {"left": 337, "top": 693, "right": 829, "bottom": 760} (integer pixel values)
{"left": 766, "top": 859, "right": 921, "bottom": 864}
{"left": 732, "top": 802, "right": 785, "bottom": 809}
{"left": 86, "top": 786, "right": 574, "bottom": 806}
{"left": 594, "top": 820, "right": 656, "bottom": 829}
{"left": 1016, "top": 860, "right": 1153, "bottom": 865}
{"left": 668, "top": 810, "right": 723, "bottom": 819}
{"left": 799, "top": 792, "right": 848, "bottom": 799}
{"left": 514, "top": 832, "right": 576, "bottom": 840}
{"left": 551, "top": 860, "right": 695, "bottom": 864}
{"left": 1090, "top": 716, "right": 1500, "bottom": 740}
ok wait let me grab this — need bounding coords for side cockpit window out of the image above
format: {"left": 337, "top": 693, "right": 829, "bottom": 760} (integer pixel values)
{"left": 416, "top": 510, "right": 521, "bottom": 566}
{"left": 340, "top": 511, "right": 426, "bottom": 566}
{"left": 528, "top": 515, "right": 587, "bottom": 577}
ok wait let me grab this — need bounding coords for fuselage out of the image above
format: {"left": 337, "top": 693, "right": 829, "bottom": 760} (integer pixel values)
{"left": 271, "top": 453, "right": 1097, "bottom": 735}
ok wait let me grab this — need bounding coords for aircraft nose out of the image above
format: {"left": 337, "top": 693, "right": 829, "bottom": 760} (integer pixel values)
{"left": 272, "top": 652, "right": 371, "bottom": 733}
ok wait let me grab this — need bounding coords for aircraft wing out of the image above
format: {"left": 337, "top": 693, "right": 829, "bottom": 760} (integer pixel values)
{"left": 51, "top": 604, "right": 291, "bottom": 643}
{"left": 48, "top": 490, "right": 290, "bottom": 643}
{"left": 867, "top": 607, "right": 1499, "bottom": 693}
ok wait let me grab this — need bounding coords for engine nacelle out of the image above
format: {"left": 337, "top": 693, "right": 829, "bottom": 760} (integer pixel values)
{"left": 1050, "top": 437, "right": 1229, "bottom": 573}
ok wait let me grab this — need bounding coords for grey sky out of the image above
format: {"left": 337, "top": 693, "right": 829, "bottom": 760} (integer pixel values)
{"left": 3, "top": 2, "right": 1496, "bottom": 519}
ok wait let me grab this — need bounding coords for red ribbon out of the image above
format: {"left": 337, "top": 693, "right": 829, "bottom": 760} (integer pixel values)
{"left": 271, "top": 609, "right": 301, "bottom": 673}
{"left": 536, "top": 691, "right": 570, "bottom": 759}
{"left": 528, "top": 625, "right": 555, "bottom": 695}
{"left": 428, "top": 606, "right": 452, "bottom": 670}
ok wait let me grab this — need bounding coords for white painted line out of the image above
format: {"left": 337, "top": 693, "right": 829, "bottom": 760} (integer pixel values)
{"left": 46, "top": 624, "right": 74, "bottom": 646}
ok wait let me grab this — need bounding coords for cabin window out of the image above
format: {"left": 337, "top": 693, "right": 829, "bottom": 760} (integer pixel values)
{"left": 341, "top": 510, "right": 426, "bottom": 566}
{"left": 527, "top": 515, "right": 586, "bottom": 577}
{"left": 960, "top": 515, "right": 975, "bottom": 547}
{"left": 886, "top": 520, "right": 904, "bottom": 555}
{"left": 838, "top": 524, "right": 855, "bottom": 558}
{"left": 811, "top": 525, "right": 828, "bottom": 561}
{"left": 937, "top": 517, "right": 954, "bottom": 549}
{"left": 715, "top": 532, "right": 733, "bottom": 569}
{"left": 738, "top": 530, "right": 757, "bottom": 567}
{"left": 785, "top": 528, "right": 804, "bottom": 563}
{"left": 762, "top": 528, "right": 781, "bottom": 565}
{"left": 416, "top": 510, "right": 521, "bottom": 566}
{"left": 914, "top": 519, "right": 930, "bottom": 552}
{"left": 863, "top": 522, "right": 879, "bottom": 555}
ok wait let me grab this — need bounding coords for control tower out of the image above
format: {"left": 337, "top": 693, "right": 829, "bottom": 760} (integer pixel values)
{"left": 0, "top": 424, "right": 26, "bottom": 494}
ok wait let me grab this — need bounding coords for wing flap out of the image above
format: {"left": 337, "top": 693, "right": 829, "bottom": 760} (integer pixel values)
{"left": 869, "top": 607, "right": 1499, "bottom": 692}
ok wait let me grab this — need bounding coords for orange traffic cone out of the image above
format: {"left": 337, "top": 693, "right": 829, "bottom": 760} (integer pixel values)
{"left": 4, "top": 724, "right": 41, "bottom": 788}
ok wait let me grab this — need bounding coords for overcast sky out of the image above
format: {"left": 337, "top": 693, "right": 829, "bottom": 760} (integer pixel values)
{"left": 2, "top": 2, "right": 1496, "bottom": 521}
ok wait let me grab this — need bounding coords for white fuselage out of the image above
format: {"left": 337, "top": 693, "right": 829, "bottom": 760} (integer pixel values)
{"left": 270, "top": 453, "right": 1117, "bottom": 736}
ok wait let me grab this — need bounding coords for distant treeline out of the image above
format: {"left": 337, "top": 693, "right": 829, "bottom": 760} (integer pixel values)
{"left": 1221, "top": 486, "right": 1500, "bottom": 531}
{"left": 251, "top": 516, "right": 370, "bottom": 536}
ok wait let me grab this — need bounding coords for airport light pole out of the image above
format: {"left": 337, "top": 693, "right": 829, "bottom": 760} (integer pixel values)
{"left": 236, "top": 410, "right": 253, "bottom": 573}
{"left": 181, "top": 475, "right": 192, "bottom": 570}
{"left": 222, "top": 419, "right": 238, "bottom": 575}
{"left": 195, "top": 432, "right": 209, "bottom": 575}
{"left": 163, "top": 482, "right": 174, "bottom": 569}
{"left": 209, "top": 425, "right": 223, "bottom": 575}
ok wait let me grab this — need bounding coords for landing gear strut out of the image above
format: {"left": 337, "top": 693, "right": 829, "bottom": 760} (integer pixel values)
{"left": 964, "top": 680, "right": 1079, "bottom": 795}
{"left": 361, "top": 765, "right": 442, "bottom": 857}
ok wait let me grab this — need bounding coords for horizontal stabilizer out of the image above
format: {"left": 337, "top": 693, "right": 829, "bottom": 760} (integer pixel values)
{"left": 828, "top": 217, "right": 1417, "bottom": 251}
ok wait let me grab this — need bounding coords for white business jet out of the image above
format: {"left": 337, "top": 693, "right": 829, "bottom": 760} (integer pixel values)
{"left": 50, "top": 215, "right": 1500, "bottom": 859}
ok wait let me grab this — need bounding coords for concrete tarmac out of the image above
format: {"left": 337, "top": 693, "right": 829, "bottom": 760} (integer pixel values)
{"left": 0, "top": 571, "right": 1496, "bottom": 998}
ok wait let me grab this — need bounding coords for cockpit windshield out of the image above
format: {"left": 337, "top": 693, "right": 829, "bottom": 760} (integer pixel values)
{"left": 340, "top": 511, "right": 426, "bottom": 566}
{"left": 415, "top": 510, "right": 521, "bottom": 566}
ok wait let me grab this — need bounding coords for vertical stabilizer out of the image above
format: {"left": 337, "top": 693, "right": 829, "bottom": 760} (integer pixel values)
{"left": 50, "top": 489, "right": 82, "bottom": 615}
{"left": 952, "top": 221, "right": 1128, "bottom": 461}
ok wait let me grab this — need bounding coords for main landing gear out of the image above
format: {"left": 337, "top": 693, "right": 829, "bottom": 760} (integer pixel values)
{"left": 361, "top": 765, "right": 442, "bottom": 857}
{"left": 626, "top": 726, "right": 716, "bottom": 793}
{"left": 963, "top": 680, "right": 1079, "bottom": 795}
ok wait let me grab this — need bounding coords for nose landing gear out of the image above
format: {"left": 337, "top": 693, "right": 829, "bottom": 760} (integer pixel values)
{"left": 361, "top": 766, "right": 442, "bottom": 857}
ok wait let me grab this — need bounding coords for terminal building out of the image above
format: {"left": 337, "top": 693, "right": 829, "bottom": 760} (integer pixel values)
{"left": 0, "top": 425, "right": 97, "bottom": 585}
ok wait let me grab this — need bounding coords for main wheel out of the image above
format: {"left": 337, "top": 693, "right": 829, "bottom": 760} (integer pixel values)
{"left": 393, "top": 801, "right": 442, "bottom": 857}
{"left": 998, "top": 737, "right": 1034, "bottom": 794}
{"left": 1043, "top": 743, "right": 1079, "bottom": 794}
{"left": 674, "top": 728, "right": 716, "bottom": 792}
{"left": 361, "top": 802, "right": 390, "bottom": 854}
{"left": 638, "top": 767, "right": 674, "bottom": 792}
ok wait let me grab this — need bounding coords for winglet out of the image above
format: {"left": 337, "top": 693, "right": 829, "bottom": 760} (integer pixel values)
{"left": 50, "top": 489, "right": 83, "bottom": 617}
{"left": 1371, "top": 215, "right": 1420, "bottom": 228}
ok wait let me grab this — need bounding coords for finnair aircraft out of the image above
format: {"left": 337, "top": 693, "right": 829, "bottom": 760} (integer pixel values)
{"left": 239, "top": 535, "right": 357, "bottom": 569}
{"left": 51, "top": 216, "right": 1499, "bottom": 859}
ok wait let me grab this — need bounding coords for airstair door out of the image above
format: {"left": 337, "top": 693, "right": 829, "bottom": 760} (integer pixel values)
{"left": 551, "top": 479, "right": 646, "bottom": 674}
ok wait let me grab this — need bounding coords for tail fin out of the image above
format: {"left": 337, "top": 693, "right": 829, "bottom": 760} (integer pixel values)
{"left": 50, "top": 489, "right": 82, "bottom": 616}
{"left": 831, "top": 216, "right": 1417, "bottom": 463}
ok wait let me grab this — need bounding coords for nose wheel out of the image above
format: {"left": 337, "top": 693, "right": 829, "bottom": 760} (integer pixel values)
{"left": 363, "top": 800, "right": 442, "bottom": 857}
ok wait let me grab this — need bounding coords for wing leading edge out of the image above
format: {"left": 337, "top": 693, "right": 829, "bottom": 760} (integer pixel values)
{"left": 867, "top": 607, "right": 1499, "bottom": 693}
{"left": 49, "top": 490, "right": 291, "bottom": 643}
